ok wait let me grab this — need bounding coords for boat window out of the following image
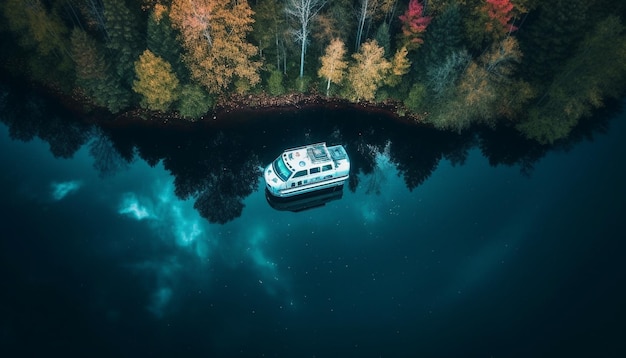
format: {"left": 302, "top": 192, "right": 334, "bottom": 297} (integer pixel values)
{"left": 272, "top": 157, "right": 291, "bottom": 181}
{"left": 310, "top": 167, "right": 320, "bottom": 174}
{"left": 293, "top": 170, "right": 307, "bottom": 178}
{"left": 322, "top": 164, "right": 333, "bottom": 172}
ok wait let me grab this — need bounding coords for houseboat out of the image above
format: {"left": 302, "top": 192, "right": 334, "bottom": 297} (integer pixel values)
{"left": 264, "top": 142, "right": 350, "bottom": 198}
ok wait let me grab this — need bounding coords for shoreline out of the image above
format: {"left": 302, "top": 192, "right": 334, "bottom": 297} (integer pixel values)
{"left": 1, "top": 70, "right": 427, "bottom": 129}
{"left": 117, "top": 91, "right": 426, "bottom": 127}
{"left": 1, "top": 69, "right": 425, "bottom": 128}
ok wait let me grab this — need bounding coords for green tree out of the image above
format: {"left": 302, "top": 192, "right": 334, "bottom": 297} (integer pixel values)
{"left": 519, "top": 0, "right": 590, "bottom": 85}
{"left": 517, "top": 15, "right": 626, "bottom": 144}
{"left": 147, "top": 4, "right": 186, "bottom": 79}
{"left": 252, "top": 0, "right": 287, "bottom": 72}
{"left": 419, "top": 3, "right": 463, "bottom": 74}
{"left": 267, "top": 69, "right": 286, "bottom": 96}
{"left": 104, "top": 0, "right": 143, "bottom": 84}
{"left": 404, "top": 82, "right": 427, "bottom": 112}
{"left": 70, "top": 28, "right": 131, "bottom": 113}
{"left": 177, "top": 84, "right": 214, "bottom": 119}
{"left": 1, "top": 0, "right": 73, "bottom": 86}
{"left": 133, "top": 50, "right": 180, "bottom": 112}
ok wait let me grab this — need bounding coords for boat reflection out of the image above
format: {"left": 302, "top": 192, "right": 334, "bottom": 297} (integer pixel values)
{"left": 265, "top": 186, "right": 344, "bottom": 212}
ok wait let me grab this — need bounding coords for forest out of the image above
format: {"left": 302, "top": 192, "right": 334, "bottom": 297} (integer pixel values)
{"left": 0, "top": 0, "right": 625, "bottom": 144}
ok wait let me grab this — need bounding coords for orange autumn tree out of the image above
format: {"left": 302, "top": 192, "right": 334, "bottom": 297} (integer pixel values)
{"left": 170, "top": 0, "right": 260, "bottom": 94}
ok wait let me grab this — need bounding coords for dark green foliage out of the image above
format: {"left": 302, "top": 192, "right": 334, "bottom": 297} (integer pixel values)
{"left": 267, "top": 70, "right": 286, "bottom": 96}
{"left": 1, "top": 0, "right": 74, "bottom": 89}
{"left": 71, "top": 28, "right": 131, "bottom": 113}
{"left": 375, "top": 23, "right": 391, "bottom": 55}
{"left": 147, "top": 10, "right": 186, "bottom": 80}
{"left": 404, "top": 83, "right": 427, "bottom": 112}
{"left": 103, "top": 0, "right": 144, "bottom": 84}
{"left": 519, "top": 0, "right": 591, "bottom": 85}
{"left": 252, "top": 0, "right": 286, "bottom": 72}
{"left": 517, "top": 15, "right": 626, "bottom": 144}
{"left": 177, "top": 84, "right": 214, "bottom": 119}
{"left": 419, "top": 3, "right": 463, "bottom": 76}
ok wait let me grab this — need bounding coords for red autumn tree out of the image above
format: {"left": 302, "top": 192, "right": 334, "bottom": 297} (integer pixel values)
{"left": 398, "top": 0, "right": 432, "bottom": 50}
{"left": 484, "top": 0, "right": 518, "bottom": 35}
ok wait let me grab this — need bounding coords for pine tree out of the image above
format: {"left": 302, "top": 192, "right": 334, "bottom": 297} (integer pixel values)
{"left": 147, "top": 5, "right": 185, "bottom": 79}
{"left": 419, "top": 3, "right": 463, "bottom": 73}
{"left": 103, "top": 0, "right": 143, "bottom": 83}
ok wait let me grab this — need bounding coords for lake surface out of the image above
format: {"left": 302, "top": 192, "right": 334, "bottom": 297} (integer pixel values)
{"left": 1, "top": 81, "right": 625, "bottom": 357}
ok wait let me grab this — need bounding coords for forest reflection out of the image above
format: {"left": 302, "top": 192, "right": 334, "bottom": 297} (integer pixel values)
{"left": 0, "top": 80, "right": 619, "bottom": 224}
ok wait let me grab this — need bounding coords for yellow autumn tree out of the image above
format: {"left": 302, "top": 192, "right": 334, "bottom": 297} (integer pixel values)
{"left": 133, "top": 50, "right": 180, "bottom": 112}
{"left": 170, "top": 0, "right": 260, "bottom": 94}
{"left": 318, "top": 38, "right": 348, "bottom": 96}
{"left": 385, "top": 46, "right": 411, "bottom": 87}
{"left": 346, "top": 39, "right": 392, "bottom": 102}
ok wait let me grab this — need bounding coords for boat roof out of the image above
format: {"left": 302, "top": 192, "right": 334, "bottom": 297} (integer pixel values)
{"left": 281, "top": 142, "right": 344, "bottom": 172}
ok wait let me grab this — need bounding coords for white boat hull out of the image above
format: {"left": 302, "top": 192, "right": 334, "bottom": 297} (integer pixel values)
{"left": 266, "top": 175, "right": 348, "bottom": 198}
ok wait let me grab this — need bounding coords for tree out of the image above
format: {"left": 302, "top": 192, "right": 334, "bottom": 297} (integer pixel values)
{"left": 70, "top": 28, "right": 130, "bottom": 113}
{"left": 2, "top": 0, "right": 73, "bottom": 86}
{"left": 517, "top": 15, "right": 626, "bottom": 144}
{"left": 177, "top": 84, "right": 214, "bottom": 119}
{"left": 346, "top": 39, "right": 391, "bottom": 101}
{"left": 170, "top": 0, "right": 261, "bottom": 94}
{"left": 318, "top": 38, "right": 348, "bottom": 95}
{"left": 133, "top": 50, "right": 180, "bottom": 112}
{"left": 285, "top": 0, "right": 326, "bottom": 78}
{"left": 425, "top": 49, "right": 471, "bottom": 98}
{"left": 355, "top": 0, "right": 376, "bottom": 51}
{"left": 374, "top": 23, "right": 391, "bottom": 55}
{"left": 520, "top": 0, "right": 591, "bottom": 84}
{"left": 103, "top": 0, "right": 143, "bottom": 83}
{"left": 385, "top": 46, "right": 411, "bottom": 87}
{"left": 147, "top": 5, "right": 185, "bottom": 79}
{"left": 419, "top": 3, "right": 463, "bottom": 74}
{"left": 398, "top": 0, "right": 432, "bottom": 51}
{"left": 252, "top": 0, "right": 287, "bottom": 72}
{"left": 483, "top": 0, "right": 518, "bottom": 37}
{"left": 267, "top": 70, "right": 286, "bottom": 96}
{"left": 428, "top": 37, "right": 528, "bottom": 131}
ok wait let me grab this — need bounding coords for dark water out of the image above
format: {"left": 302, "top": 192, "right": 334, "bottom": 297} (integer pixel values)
{"left": 1, "top": 81, "right": 625, "bottom": 357}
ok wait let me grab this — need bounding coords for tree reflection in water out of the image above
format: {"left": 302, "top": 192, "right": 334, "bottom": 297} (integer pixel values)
{"left": 1, "top": 78, "right": 621, "bottom": 223}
